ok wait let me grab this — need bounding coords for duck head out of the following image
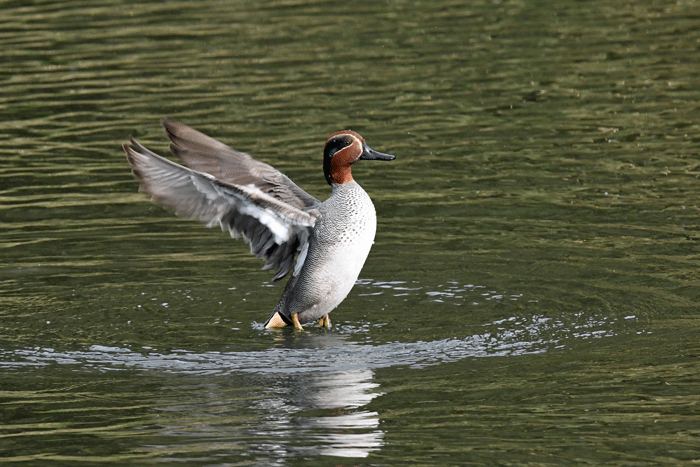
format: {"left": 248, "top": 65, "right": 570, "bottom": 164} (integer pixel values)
{"left": 323, "top": 130, "right": 395, "bottom": 185}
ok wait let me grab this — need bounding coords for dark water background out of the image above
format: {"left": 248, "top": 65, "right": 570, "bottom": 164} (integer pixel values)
{"left": 2, "top": 0, "right": 700, "bottom": 464}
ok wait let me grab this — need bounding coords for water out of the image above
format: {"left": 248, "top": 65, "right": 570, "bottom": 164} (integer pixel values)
{"left": 2, "top": 0, "right": 700, "bottom": 464}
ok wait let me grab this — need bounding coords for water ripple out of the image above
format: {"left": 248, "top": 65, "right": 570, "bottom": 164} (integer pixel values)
{"left": 1, "top": 312, "right": 620, "bottom": 375}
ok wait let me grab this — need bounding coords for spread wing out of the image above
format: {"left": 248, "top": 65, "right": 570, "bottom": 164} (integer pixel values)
{"left": 124, "top": 135, "right": 319, "bottom": 281}
{"left": 162, "top": 117, "right": 321, "bottom": 211}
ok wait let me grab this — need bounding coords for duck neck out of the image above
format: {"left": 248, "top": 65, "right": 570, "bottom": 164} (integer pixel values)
{"left": 329, "top": 161, "right": 354, "bottom": 185}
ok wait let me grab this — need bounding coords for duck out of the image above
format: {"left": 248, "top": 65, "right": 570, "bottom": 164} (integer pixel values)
{"left": 123, "top": 118, "right": 395, "bottom": 330}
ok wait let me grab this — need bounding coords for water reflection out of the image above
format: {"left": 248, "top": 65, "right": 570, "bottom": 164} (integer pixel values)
{"left": 252, "top": 368, "right": 383, "bottom": 458}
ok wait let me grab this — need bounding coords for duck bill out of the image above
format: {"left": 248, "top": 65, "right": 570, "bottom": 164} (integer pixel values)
{"left": 360, "top": 144, "right": 396, "bottom": 161}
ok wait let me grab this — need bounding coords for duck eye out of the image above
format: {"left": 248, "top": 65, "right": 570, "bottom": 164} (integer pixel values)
{"left": 334, "top": 136, "right": 350, "bottom": 147}
{"left": 333, "top": 137, "right": 352, "bottom": 151}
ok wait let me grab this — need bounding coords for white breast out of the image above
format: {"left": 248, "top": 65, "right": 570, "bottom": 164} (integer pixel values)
{"left": 288, "top": 181, "right": 378, "bottom": 322}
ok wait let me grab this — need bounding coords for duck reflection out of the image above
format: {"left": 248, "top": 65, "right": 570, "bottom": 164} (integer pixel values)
{"left": 294, "top": 369, "right": 382, "bottom": 458}
{"left": 254, "top": 333, "right": 384, "bottom": 458}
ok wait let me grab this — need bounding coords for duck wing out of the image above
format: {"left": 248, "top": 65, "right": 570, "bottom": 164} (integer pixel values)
{"left": 124, "top": 137, "right": 318, "bottom": 281}
{"left": 161, "top": 118, "right": 321, "bottom": 211}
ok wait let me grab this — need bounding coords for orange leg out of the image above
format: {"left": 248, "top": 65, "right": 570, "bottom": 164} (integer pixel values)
{"left": 317, "top": 315, "right": 331, "bottom": 329}
{"left": 291, "top": 312, "right": 303, "bottom": 331}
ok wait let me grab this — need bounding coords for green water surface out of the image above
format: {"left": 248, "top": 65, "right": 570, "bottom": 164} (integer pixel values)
{"left": 2, "top": 0, "right": 700, "bottom": 465}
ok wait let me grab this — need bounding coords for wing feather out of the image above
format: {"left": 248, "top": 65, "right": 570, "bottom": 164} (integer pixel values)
{"left": 162, "top": 118, "right": 321, "bottom": 211}
{"left": 124, "top": 138, "right": 317, "bottom": 281}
